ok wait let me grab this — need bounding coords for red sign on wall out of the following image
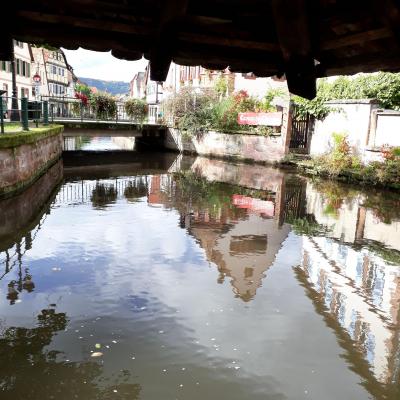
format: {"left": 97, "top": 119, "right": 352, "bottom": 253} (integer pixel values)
{"left": 237, "top": 111, "right": 282, "bottom": 126}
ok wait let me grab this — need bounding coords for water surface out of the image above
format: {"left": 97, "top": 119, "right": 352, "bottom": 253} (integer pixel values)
{"left": 0, "top": 151, "right": 399, "bottom": 400}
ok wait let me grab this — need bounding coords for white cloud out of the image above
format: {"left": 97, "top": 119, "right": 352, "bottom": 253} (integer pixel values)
{"left": 62, "top": 48, "right": 148, "bottom": 82}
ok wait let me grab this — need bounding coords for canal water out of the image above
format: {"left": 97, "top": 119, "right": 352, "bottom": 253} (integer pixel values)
{"left": 0, "top": 140, "right": 399, "bottom": 400}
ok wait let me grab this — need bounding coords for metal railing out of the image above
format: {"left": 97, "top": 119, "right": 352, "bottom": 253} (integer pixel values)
{"left": 41, "top": 96, "right": 146, "bottom": 124}
{"left": 0, "top": 95, "right": 49, "bottom": 133}
{"left": 1, "top": 94, "right": 164, "bottom": 133}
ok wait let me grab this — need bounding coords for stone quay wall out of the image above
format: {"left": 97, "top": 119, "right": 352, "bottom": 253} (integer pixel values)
{"left": 0, "top": 125, "right": 64, "bottom": 198}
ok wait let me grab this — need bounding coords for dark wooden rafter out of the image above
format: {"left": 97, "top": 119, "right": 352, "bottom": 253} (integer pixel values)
{"left": 271, "top": 0, "right": 317, "bottom": 99}
{"left": 7, "top": 1, "right": 400, "bottom": 99}
{"left": 149, "top": 0, "right": 189, "bottom": 82}
{"left": 375, "top": 0, "right": 400, "bottom": 45}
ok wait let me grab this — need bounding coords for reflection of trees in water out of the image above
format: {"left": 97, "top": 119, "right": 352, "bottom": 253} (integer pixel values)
{"left": 124, "top": 179, "right": 148, "bottom": 203}
{"left": 0, "top": 307, "right": 141, "bottom": 400}
{"left": 91, "top": 183, "right": 118, "bottom": 209}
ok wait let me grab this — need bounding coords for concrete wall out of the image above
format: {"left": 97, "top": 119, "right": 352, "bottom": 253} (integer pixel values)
{"left": 165, "top": 128, "right": 289, "bottom": 162}
{"left": 310, "top": 99, "right": 379, "bottom": 158}
{"left": 371, "top": 111, "right": 400, "bottom": 147}
{"left": 0, "top": 127, "right": 63, "bottom": 197}
{"left": 165, "top": 106, "right": 291, "bottom": 163}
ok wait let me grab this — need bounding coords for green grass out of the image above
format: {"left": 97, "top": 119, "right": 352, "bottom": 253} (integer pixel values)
{"left": 0, "top": 124, "right": 64, "bottom": 148}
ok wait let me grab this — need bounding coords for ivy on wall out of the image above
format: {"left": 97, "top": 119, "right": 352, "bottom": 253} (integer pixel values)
{"left": 293, "top": 72, "right": 400, "bottom": 120}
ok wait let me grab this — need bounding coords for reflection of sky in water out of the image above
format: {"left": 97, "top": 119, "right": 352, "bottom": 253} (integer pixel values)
{"left": 76, "top": 136, "right": 135, "bottom": 151}
{"left": 0, "top": 174, "right": 399, "bottom": 399}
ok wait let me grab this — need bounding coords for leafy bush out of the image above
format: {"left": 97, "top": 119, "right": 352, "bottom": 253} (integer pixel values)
{"left": 125, "top": 98, "right": 147, "bottom": 123}
{"left": 75, "top": 83, "right": 92, "bottom": 98}
{"left": 89, "top": 92, "right": 117, "bottom": 120}
{"left": 163, "top": 87, "right": 283, "bottom": 135}
{"left": 301, "top": 133, "right": 400, "bottom": 188}
{"left": 163, "top": 86, "right": 218, "bottom": 134}
{"left": 293, "top": 72, "right": 400, "bottom": 120}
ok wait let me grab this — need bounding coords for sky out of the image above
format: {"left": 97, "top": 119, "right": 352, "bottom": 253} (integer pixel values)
{"left": 62, "top": 48, "right": 148, "bottom": 82}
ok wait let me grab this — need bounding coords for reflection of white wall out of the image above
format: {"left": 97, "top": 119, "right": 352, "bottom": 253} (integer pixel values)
{"left": 302, "top": 236, "right": 400, "bottom": 384}
{"left": 305, "top": 182, "right": 360, "bottom": 243}
{"left": 364, "top": 212, "right": 400, "bottom": 252}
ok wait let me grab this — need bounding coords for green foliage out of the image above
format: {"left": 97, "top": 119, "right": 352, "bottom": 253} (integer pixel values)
{"left": 75, "top": 83, "right": 92, "bottom": 98}
{"left": 260, "top": 88, "right": 287, "bottom": 112}
{"left": 292, "top": 94, "right": 331, "bottom": 120}
{"left": 311, "top": 132, "right": 361, "bottom": 177}
{"left": 300, "top": 133, "right": 400, "bottom": 189}
{"left": 89, "top": 92, "right": 117, "bottom": 120}
{"left": 293, "top": 72, "right": 400, "bottom": 120}
{"left": 163, "top": 87, "right": 284, "bottom": 135}
{"left": 289, "top": 216, "right": 331, "bottom": 236}
{"left": 125, "top": 98, "right": 147, "bottom": 123}
{"left": 214, "top": 76, "right": 228, "bottom": 96}
{"left": 163, "top": 86, "right": 217, "bottom": 134}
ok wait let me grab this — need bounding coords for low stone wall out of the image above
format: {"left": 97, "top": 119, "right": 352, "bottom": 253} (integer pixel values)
{"left": 165, "top": 128, "right": 289, "bottom": 163}
{"left": 0, "top": 125, "right": 64, "bottom": 198}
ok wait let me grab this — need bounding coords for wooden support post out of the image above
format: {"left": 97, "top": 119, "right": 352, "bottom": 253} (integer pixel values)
{"left": 271, "top": 0, "right": 317, "bottom": 99}
{"left": 149, "top": 0, "right": 188, "bottom": 82}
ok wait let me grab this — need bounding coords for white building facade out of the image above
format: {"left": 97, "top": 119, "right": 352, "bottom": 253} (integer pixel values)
{"left": 0, "top": 40, "right": 34, "bottom": 113}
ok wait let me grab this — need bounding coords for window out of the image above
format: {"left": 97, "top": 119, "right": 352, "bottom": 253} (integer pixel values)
{"left": 20, "top": 87, "right": 25, "bottom": 98}
{"left": 1, "top": 61, "right": 6, "bottom": 71}
{"left": 22, "top": 61, "right": 26, "bottom": 77}
{"left": 3, "top": 84, "right": 8, "bottom": 96}
{"left": 16, "top": 59, "right": 20, "bottom": 75}
{"left": 27, "top": 63, "right": 30, "bottom": 78}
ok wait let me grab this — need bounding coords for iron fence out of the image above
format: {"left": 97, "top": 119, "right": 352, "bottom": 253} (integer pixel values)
{"left": 41, "top": 96, "right": 142, "bottom": 123}
{"left": 0, "top": 95, "right": 48, "bottom": 133}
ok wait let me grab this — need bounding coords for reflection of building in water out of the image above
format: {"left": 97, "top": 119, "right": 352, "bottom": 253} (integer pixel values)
{"left": 299, "top": 236, "right": 400, "bottom": 390}
{"left": 297, "top": 182, "right": 400, "bottom": 394}
{"left": 146, "top": 170, "right": 293, "bottom": 301}
{"left": 147, "top": 175, "right": 173, "bottom": 207}
{"left": 190, "top": 213, "right": 290, "bottom": 301}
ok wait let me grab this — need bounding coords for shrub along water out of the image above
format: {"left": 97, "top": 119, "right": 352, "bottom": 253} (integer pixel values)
{"left": 162, "top": 86, "right": 282, "bottom": 136}
{"left": 125, "top": 98, "right": 148, "bottom": 123}
{"left": 296, "top": 133, "right": 400, "bottom": 190}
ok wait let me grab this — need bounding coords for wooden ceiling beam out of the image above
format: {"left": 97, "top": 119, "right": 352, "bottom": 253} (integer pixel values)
{"left": 15, "top": 10, "right": 152, "bottom": 36}
{"left": 271, "top": 0, "right": 317, "bottom": 99}
{"left": 321, "top": 28, "right": 392, "bottom": 51}
{"left": 178, "top": 32, "right": 279, "bottom": 52}
{"left": 374, "top": 0, "right": 400, "bottom": 47}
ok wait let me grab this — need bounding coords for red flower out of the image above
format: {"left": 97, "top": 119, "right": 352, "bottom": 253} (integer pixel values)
{"left": 75, "top": 92, "right": 88, "bottom": 106}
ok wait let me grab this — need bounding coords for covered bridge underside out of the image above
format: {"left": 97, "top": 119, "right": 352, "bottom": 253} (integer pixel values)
{"left": 4, "top": 1, "right": 400, "bottom": 99}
